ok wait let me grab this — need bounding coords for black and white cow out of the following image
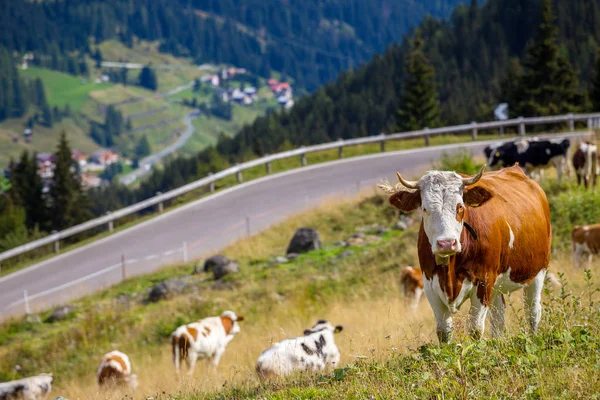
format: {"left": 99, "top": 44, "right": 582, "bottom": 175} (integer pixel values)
{"left": 255, "top": 320, "right": 343, "bottom": 378}
{"left": 0, "top": 374, "right": 54, "bottom": 400}
{"left": 484, "top": 138, "right": 570, "bottom": 181}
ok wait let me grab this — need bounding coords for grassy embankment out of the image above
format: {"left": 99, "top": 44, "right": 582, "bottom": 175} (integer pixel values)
{"left": 1, "top": 152, "right": 600, "bottom": 399}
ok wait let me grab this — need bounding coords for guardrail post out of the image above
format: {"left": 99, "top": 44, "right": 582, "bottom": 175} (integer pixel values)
{"left": 106, "top": 211, "right": 114, "bottom": 232}
{"left": 301, "top": 153, "right": 307, "bottom": 166}
{"left": 183, "top": 241, "right": 188, "bottom": 263}
{"left": 121, "top": 254, "right": 126, "bottom": 281}
{"left": 24, "top": 290, "right": 30, "bottom": 315}
{"left": 52, "top": 231, "right": 59, "bottom": 253}
{"left": 265, "top": 161, "right": 272, "bottom": 174}
{"left": 380, "top": 133, "right": 386, "bottom": 152}
{"left": 236, "top": 164, "right": 243, "bottom": 183}
{"left": 568, "top": 113, "right": 574, "bottom": 131}
{"left": 208, "top": 173, "right": 215, "bottom": 192}
{"left": 245, "top": 216, "right": 251, "bottom": 237}
{"left": 156, "top": 192, "right": 163, "bottom": 213}
{"left": 518, "top": 117, "right": 525, "bottom": 136}
{"left": 588, "top": 118, "right": 593, "bottom": 129}
{"left": 424, "top": 127, "right": 430, "bottom": 146}
{"left": 471, "top": 122, "right": 478, "bottom": 140}
{"left": 499, "top": 126, "right": 505, "bottom": 137}
{"left": 337, "top": 139, "right": 344, "bottom": 159}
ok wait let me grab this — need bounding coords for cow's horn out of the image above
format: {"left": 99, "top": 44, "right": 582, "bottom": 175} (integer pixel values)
{"left": 396, "top": 172, "right": 418, "bottom": 189}
{"left": 462, "top": 164, "right": 487, "bottom": 186}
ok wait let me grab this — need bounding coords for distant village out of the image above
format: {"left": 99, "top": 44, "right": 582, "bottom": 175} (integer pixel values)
{"left": 201, "top": 67, "right": 295, "bottom": 109}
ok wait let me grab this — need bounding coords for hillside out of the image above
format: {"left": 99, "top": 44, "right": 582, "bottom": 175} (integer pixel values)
{"left": 1, "top": 153, "right": 600, "bottom": 398}
{"left": 0, "top": 0, "right": 467, "bottom": 92}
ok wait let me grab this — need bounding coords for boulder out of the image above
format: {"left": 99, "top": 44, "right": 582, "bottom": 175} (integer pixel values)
{"left": 147, "top": 278, "right": 189, "bottom": 303}
{"left": 46, "top": 305, "right": 77, "bottom": 323}
{"left": 274, "top": 256, "right": 289, "bottom": 264}
{"left": 201, "top": 255, "right": 233, "bottom": 273}
{"left": 213, "top": 260, "right": 240, "bottom": 280}
{"left": 286, "top": 228, "right": 321, "bottom": 255}
{"left": 393, "top": 221, "right": 408, "bottom": 231}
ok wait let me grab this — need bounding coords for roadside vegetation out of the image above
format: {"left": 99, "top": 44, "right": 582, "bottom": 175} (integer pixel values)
{"left": 1, "top": 153, "right": 600, "bottom": 399}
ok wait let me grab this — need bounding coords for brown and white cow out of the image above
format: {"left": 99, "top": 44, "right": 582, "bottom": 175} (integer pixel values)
{"left": 380, "top": 164, "right": 551, "bottom": 343}
{"left": 572, "top": 224, "right": 600, "bottom": 265}
{"left": 572, "top": 141, "right": 598, "bottom": 189}
{"left": 400, "top": 266, "right": 424, "bottom": 310}
{"left": 96, "top": 350, "right": 138, "bottom": 390}
{"left": 171, "top": 310, "right": 244, "bottom": 376}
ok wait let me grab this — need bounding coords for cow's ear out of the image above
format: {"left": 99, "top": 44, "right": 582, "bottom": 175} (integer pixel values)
{"left": 389, "top": 190, "right": 421, "bottom": 212}
{"left": 463, "top": 186, "right": 492, "bottom": 207}
{"left": 334, "top": 325, "right": 343, "bottom": 333}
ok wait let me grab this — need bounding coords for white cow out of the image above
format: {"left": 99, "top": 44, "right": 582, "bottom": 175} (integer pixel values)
{"left": 96, "top": 350, "right": 138, "bottom": 390}
{"left": 0, "top": 373, "right": 54, "bottom": 400}
{"left": 255, "top": 320, "right": 343, "bottom": 378}
{"left": 171, "top": 310, "right": 244, "bottom": 376}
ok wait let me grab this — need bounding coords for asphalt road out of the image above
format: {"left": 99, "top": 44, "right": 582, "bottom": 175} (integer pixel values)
{"left": 0, "top": 133, "right": 585, "bottom": 318}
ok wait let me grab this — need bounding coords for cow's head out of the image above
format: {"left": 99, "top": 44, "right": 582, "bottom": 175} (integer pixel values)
{"left": 221, "top": 310, "right": 244, "bottom": 335}
{"left": 126, "top": 374, "right": 138, "bottom": 391}
{"left": 382, "top": 165, "right": 491, "bottom": 264}
{"left": 303, "top": 320, "right": 343, "bottom": 336}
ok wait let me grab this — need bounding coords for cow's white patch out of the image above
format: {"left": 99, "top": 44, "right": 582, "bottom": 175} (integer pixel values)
{"left": 493, "top": 268, "right": 525, "bottom": 294}
{"left": 584, "top": 226, "right": 590, "bottom": 231}
{"left": 546, "top": 148, "right": 551, "bottom": 155}
{"left": 516, "top": 140, "right": 529, "bottom": 154}
{"left": 506, "top": 221, "right": 515, "bottom": 249}
{"left": 425, "top": 274, "right": 473, "bottom": 314}
{"left": 523, "top": 269, "right": 546, "bottom": 333}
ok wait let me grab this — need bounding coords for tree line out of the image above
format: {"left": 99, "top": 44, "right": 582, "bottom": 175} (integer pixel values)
{"left": 0, "top": 0, "right": 463, "bottom": 92}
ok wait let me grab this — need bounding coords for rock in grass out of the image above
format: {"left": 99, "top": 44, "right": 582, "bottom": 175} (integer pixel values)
{"left": 201, "top": 255, "right": 233, "bottom": 273}
{"left": 393, "top": 221, "right": 408, "bottom": 231}
{"left": 213, "top": 259, "right": 240, "bottom": 280}
{"left": 286, "top": 228, "right": 322, "bottom": 255}
{"left": 274, "top": 256, "right": 289, "bottom": 264}
{"left": 46, "top": 305, "right": 77, "bottom": 323}
{"left": 146, "top": 278, "right": 190, "bottom": 303}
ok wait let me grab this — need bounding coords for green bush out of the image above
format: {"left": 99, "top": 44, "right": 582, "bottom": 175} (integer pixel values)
{"left": 549, "top": 188, "right": 600, "bottom": 251}
{"left": 432, "top": 149, "right": 483, "bottom": 175}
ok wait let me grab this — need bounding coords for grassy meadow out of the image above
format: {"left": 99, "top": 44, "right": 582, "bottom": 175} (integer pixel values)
{"left": 1, "top": 151, "right": 600, "bottom": 399}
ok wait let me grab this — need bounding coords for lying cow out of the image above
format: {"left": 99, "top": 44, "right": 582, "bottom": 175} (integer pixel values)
{"left": 485, "top": 138, "right": 570, "bottom": 182}
{"left": 400, "top": 266, "right": 424, "bottom": 310}
{"left": 255, "top": 320, "right": 343, "bottom": 378}
{"left": 572, "top": 141, "right": 598, "bottom": 188}
{"left": 380, "top": 164, "right": 551, "bottom": 343}
{"left": 0, "top": 373, "right": 54, "bottom": 400}
{"left": 171, "top": 310, "right": 244, "bottom": 376}
{"left": 96, "top": 350, "right": 138, "bottom": 390}
{"left": 572, "top": 224, "right": 600, "bottom": 266}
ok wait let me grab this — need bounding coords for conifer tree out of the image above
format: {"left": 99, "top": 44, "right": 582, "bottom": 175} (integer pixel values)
{"left": 135, "top": 135, "right": 151, "bottom": 157}
{"left": 590, "top": 50, "right": 600, "bottom": 111}
{"left": 138, "top": 65, "right": 158, "bottom": 91}
{"left": 9, "top": 151, "right": 47, "bottom": 231}
{"left": 397, "top": 33, "right": 440, "bottom": 131}
{"left": 515, "top": 0, "right": 584, "bottom": 116}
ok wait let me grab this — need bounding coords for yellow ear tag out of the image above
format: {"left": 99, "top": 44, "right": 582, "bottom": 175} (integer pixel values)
{"left": 469, "top": 203, "right": 479, "bottom": 207}
{"left": 495, "top": 152, "right": 500, "bottom": 157}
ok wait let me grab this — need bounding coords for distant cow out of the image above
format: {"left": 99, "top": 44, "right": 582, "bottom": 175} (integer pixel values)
{"left": 572, "top": 141, "right": 598, "bottom": 188}
{"left": 380, "top": 164, "right": 551, "bottom": 343}
{"left": 171, "top": 310, "right": 244, "bottom": 376}
{"left": 400, "top": 266, "right": 424, "bottom": 309}
{"left": 0, "top": 373, "right": 54, "bottom": 400}
{"left": 256, "top": 320, "right": 343, "bottom": 378}
{"left": 572, "top": 224, "right": 600, "bottom": 265}
{"left": 97, "top": 350, "right": 138, "bottom": 390}
{"left": 485, "top": 138, "right": 570, "bottom": 182}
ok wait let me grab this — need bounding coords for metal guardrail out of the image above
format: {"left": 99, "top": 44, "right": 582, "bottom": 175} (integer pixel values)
{"left": 1, "top": 111, "right": 599, "bottom": 263}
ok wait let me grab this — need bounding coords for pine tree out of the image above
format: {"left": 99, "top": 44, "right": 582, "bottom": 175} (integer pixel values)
{"left": 105, "top": 105, "right": 123, "bottom": 139}
{"left": 397, "top": 33, "right": 441, "bottom": 131}
{"left": 9, "top": 151, "right": 47, "bottom": 231}
{"left": 515, "top": 0, "right": 584, "bottom": 116}
{"left": 138, "top": 65, "right": 158, "bottom": 91}
{"left": 135, "top": 135, "right": 151, "bottom": 157}
{"left": 48, "top": 132, "right": 84, "bottom": 230}
{"left": 590, "top": 49, "right": 600, "bottom": 111}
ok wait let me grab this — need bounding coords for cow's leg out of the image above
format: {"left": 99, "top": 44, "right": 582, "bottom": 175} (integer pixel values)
{"left": 468, "top": 292, "right": 488, "bottom": 339}
{"left": 424, "top": 280, "right": 453, "bottom": 343}
{"left": 490, "top": 293, "right": 506, "bottom": 338}
{"left": 211, "top": 349, "right": 224, "bottom": 368}
{"left": 186, "top": 352, "right": 198, "bottom": 377}
{"left": 523, "top": 269, "right": 546, "bottom": 334}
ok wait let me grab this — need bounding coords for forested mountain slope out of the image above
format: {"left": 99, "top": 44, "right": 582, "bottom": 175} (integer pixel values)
{"left": 0, "top": 0, "right": 466, "bottom": 91}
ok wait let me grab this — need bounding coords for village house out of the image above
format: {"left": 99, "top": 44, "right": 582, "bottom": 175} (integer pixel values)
{"left": 36, "top": 153, "right": 55, "bottom": 180}
{"left": 80, "top": 173, "right": 103, "bottom": 189}
{"left": 71, "top": 150, "right": 87, "bottom": 168}
{"left": 90, "top": 149, "right": 119, "bottom": 167}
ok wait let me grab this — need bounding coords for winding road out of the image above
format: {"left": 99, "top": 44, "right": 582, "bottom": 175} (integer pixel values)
{"left": 0, "top": 133, "right": 584, "bottom": 319}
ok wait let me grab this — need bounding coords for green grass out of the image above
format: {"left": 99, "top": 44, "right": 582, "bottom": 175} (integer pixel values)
{"left": 20, "top": 67, "right": 112, "bottom": 111}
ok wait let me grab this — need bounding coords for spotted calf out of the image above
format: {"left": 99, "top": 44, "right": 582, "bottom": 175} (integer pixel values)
{"left": 572, "top": 141, "right": 598, "bottom": 189}
{"left": 0, "top": 373, "right": 54, "bottom": 400}
{"left": 572, "top": 224, "right": 600, "bottom": 266}
{"left": 400, "top": 266, "right": 424, "bottom": 310}
{"left": 171, "top": 310, "right": 244, "bottom": 376}
{"left": 97, "top": 350, "right": 138, "bottom": 390}
{"left": 255, "top": 320, "right": 343, "bottom": 378}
